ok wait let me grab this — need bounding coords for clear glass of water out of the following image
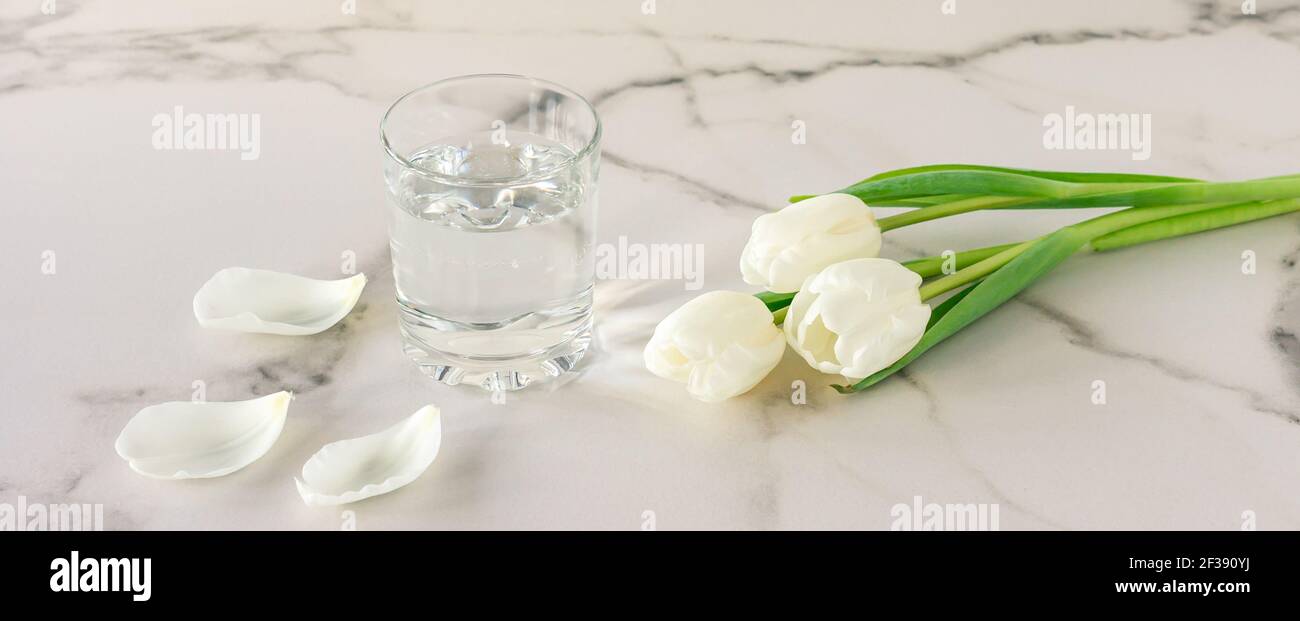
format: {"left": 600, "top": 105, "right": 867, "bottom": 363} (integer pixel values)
{"left": 381, "top": 75, "right": 601, "bottom": 392}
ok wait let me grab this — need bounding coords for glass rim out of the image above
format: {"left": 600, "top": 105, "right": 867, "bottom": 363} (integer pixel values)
{"left": 380, "top": 73, "right": 602, "bottom": 186}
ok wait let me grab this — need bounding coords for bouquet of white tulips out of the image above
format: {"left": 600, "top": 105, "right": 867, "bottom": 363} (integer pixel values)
{"left": 646, "top": 164, "right": 1300, "bottom": 402}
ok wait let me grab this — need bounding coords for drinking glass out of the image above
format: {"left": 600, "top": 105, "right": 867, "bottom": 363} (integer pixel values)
{"left": 381, "top": 75, "right": 601, "bottom": 392}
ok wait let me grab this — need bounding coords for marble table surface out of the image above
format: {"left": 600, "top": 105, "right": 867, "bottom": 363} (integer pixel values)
{"left": 3, "top": 0, "right": 1299, "bottom": 530}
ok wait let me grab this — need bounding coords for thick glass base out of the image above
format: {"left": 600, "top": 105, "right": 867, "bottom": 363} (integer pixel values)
{"left": 400, "top": 322, "right": 591, "bottom": 392}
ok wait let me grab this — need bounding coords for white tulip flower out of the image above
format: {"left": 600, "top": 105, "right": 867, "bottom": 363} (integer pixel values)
{"left": 785, "top": 258, "right": 931, "bottom": 381}
{"left": 644, "top": 291, "right": 786, "bottom": 402}
{"left": 740, "top": 193, "right": 883, "bottom": 293}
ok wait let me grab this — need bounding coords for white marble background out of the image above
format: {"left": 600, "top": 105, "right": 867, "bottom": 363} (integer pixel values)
{"left": 1, "top": 0, "right": 1298, "bottom": 530}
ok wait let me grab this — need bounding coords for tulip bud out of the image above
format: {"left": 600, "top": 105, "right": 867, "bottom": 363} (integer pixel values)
{"left": 644, "top": 291, "right": 785, "bottom": 402}
{"left": 740, "top": 193, "right": 882, "bottom": 293}
{"left": 785, "top": 258, "right": 930, "bottom": 381}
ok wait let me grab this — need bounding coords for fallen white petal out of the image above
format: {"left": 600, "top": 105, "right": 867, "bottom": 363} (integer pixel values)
{"left": 193, "top": 268, "right": 366, "bottom": 335}
{"left": 295, "top": 405, "right": 442, "bottom": 506}
{"left": 115, "top": 391, "right": 292, "bottom": 479}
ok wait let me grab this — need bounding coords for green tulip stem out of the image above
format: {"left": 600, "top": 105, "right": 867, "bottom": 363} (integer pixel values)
{"left": 771, "top": 306, "right": 788, "bottom": 326}
{"left": 1089, "top": 198, "right": 1300, "bottom": 251}
{"left": 757, "top": 198, "right": 1300, "bottom": 314}
{"left": 917, "top": 241, "right": 1035, "bottom": 301}
{"left": 877, "top": 196, "right": 1037, "bottom": 231}
{"left": 916, "top": 201, "right": 1237, "bottom": 302}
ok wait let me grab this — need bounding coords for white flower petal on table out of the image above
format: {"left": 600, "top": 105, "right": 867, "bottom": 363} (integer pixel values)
{"left": 193, "top": 268, "right": 366, "bottom": 335}
{"left": 295, "top": 405, "right": 442, "bottom": 506}
{"left": 115, "top": 391, "right": 293, "bottom": 479}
